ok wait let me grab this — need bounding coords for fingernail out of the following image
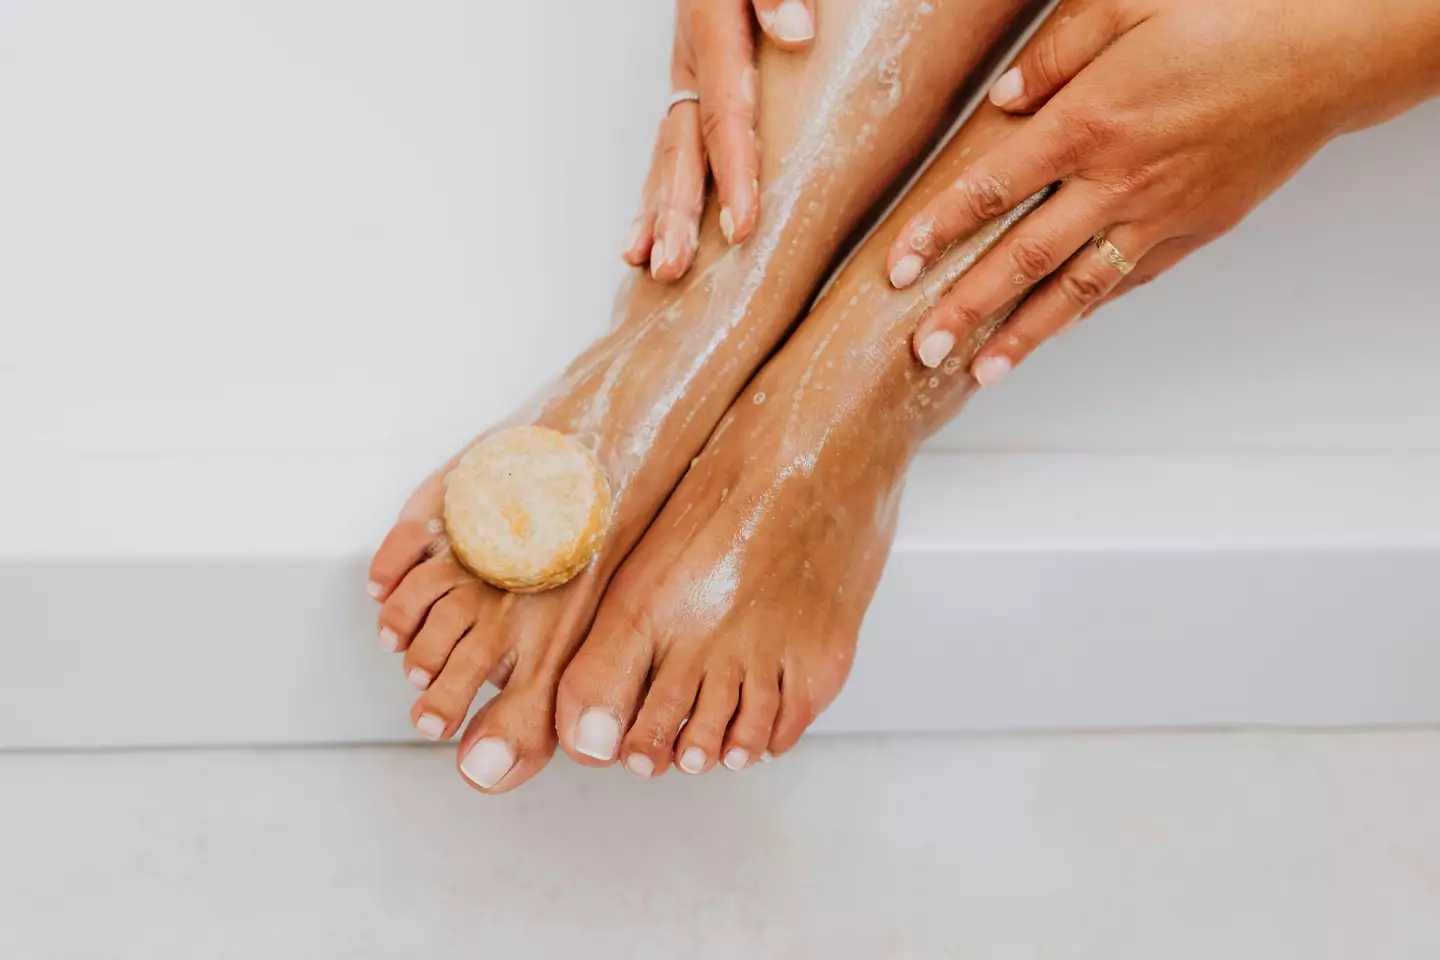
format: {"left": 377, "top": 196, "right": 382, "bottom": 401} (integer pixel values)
{"left": 624, "top": 754, "right": 655, "bottom": 780}
{"left": 621, "top": 219, "right": 644, "bottom": 257}
{"left": 973, "top": 355, "right": 1013, "bottom": 388}
{"left": 365, "top": 580, "right": 383, "bottom": 600}
{"left": 990, "top": 67, "right": 1025, "bottom": 108}
{"left": 460, "top": 737, "right": 516, "bottom": 790}
{"left": 917, "top": 330, "right": 956, "bottom": 369}
{"left": 771, "top": 0, "right": 815, "bottom": 43}
{"left": 679, "top": 746, "right": 707, "bottom": 774}
{"left": 378, "top": 627, "right": 399, "bottom": 652}
{"left": 415, "top": 713, "right": 446, "bottom": 741}
{"left": 760, "top": 751, "right": 775, "bottom": 763}
{"left": 723, "top": 748, "right": 750, "bottom": 771}
{"left": 407, "top": 666, "right": 432, "bottom": 690}
{"left": 575, "top": 708, "right": 620, "bottom": 761}
{"left": 890, "top": 254, "right": 924, "bottom": 289}
{"left": 719, "top": 206, "right": 736, "bottom": 244}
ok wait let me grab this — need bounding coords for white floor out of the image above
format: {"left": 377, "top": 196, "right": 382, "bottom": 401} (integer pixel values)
{"left": 6, "top": 731, "right": 1440, "bottom": 958}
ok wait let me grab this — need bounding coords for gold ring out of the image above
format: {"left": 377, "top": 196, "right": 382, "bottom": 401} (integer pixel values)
{"left": 1091, "top": 231, "right": 1135, "bottom": 277}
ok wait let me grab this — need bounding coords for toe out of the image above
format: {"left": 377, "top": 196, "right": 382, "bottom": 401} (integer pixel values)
{"left": 369, "top": 517, "right": 446, "bottom": 601}
{"left": 403, "top": 583, "right": 485, "bottom": 690}
{"left": 410, "top": 612, "right": 509, "bottom": 740}
{"left": 673, "top": 663, "right": 741, "bottom": 775}
{"left": 620, "top": 649, "right": 704, "bottom": 777}
{"left": 555, "top": 600, "right": 659, "bottom": 768}
{"left": 455, "top": 673, "right": 559, "bottom": 795}
{"left": 377, "top": 553, "right": 471, "bottom": 653}
{"left": 721, "top": 665, "right": 781, "bottom": 771}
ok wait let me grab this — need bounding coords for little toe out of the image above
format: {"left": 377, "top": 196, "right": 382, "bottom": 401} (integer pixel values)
{"left": 377, "top": 553, "right": 471, "bottom": 653}
{"left": 620, "top": 652, "right": 704, "bottom": 777}
{"left": 410, "top": 615, "right": 509, "bottom": 740}
{"left": 403, "top": 583, "right": 486, "bottom": 691}
{"left": 555, "top": 602, "right": 660, "bottom": 768}
{"left": 673, "top": 665, "right": 741, "bottom": 775}
{"left": 768, "top": 663, "right": 824, "bottom": 757}
{"left": 722, "top": 667, "right": 781, "bottom": 771}
{"left": 455, "top": 675, "right": 559, "bottom": 795}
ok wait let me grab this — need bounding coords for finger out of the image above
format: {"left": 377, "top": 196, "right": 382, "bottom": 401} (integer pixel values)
{"left": 752, "top": 0, "right": 815, "bottom": 51}
{"left": 910, "top": 179, "right": 1110, "bottom": 368}
{"left": 989, "top": 0, "right": 1140, "bottom": 113}
{"left": 620, "top": 134, "right": 664, "bottom": 267}
{"left": 970, "top": 223, "right": 1162, "bottom": 385}
{"left": 650, "top": 44, "right": 707, "bottom": 283}
{"left": 887, "top": 106, "right": 1098, "bottom": 289}
{"left": 1090, "top": 236, "right": 1203, "bottom": 313}
{"left": 693, "top": 0, "right": 761, "bottom": 244}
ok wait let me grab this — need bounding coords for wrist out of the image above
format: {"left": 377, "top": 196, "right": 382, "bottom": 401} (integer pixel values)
{"left": 1335, "top": 0, "right": 1440, "bottom": 134}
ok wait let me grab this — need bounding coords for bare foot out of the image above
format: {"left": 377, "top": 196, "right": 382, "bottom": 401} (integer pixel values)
{"left": 367, "top": 0, "right": 1024, "bottom": 793}
{"left": 554, "top": 105, "right": 1046, "bottom": 775}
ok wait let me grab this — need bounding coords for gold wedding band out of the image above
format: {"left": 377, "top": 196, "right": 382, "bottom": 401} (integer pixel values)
{"left": 1092, "top": 231, "right": 1135, "bottom": 277}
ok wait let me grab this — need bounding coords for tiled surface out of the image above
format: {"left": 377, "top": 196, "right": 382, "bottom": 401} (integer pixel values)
{"left": 5, "top": 731, "right": 1440, "bottom": 958}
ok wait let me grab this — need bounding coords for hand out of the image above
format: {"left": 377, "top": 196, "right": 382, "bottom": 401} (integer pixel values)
{"left": 622, "top": 0, "right": 817, "bottom": 283}
{"left": 888, "top": 0, "right": 1440, "bottom": 381}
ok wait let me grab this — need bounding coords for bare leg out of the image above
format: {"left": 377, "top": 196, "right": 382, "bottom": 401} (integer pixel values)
{"left": 368, "top": 0, "right": 1028, "bottom": 793}
{"left": 554, "top": 103, "right": 1042, "bottom": 776}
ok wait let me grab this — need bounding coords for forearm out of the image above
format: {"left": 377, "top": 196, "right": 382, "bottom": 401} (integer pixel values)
{"left": 1338, "top": 0, "right": 1440, "bottom": 133}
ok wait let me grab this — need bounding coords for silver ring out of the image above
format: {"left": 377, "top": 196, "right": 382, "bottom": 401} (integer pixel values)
{"left": 666, "top": 90, "right": 700, "bottom": 113}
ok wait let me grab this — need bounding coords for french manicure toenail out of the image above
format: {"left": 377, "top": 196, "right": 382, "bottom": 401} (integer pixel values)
{"left": 415, "top": 713, "right": 446, "bottom": 741}
{"left": 679, "top": 747, "right": 707, "bottom": 774}
{"left": 990, "top": 67, "right": 1025, "bottom": 108}
{"left": 649, "top": 238, "right": 667, "bottom": 278}
{"left": 890, "top": 254, "right": 923, "bottom": 289}
{"left": 575, "top": 708, "right": 621, "bottom": 761}
{"left": 973, "top": 355, "right": 1013, "bottom": 388}
{"left": 760, "top": 751, "right": 775, "bottom": 763}
{"left": 378, "top": 627, "right": 399, "bottom": 652}
{"left": 723, "top": 748, "right": 750, "bottom": 771}
{"left": 720, "top": 206, "right": 736, "bottom": 243}
{"left": 917, "top": 330, "right": 956, "bottom": 369}
{"left": 407, "top": 667, "right": 432, "bottom": 690}
{"left": 365, "top": 581, "right": 383, "bottom": 600}
{"left": 625, "top": 754, "right": 655, "bottom": 780}
{"left": 772, "top": 0, "right": 815, "bottom": 43}
{"left": 460, "top": 738, "right": 516, "bottom": 790}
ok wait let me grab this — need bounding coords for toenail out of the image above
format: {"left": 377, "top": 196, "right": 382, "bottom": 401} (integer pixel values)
{"left": 678, "top": 747, "right": 707, "bottom": 774}
{"left": 415, "top": 713, "right": 447, "bottom": 741}
{"left": 624, "top": 754, "right": 655, "bottom": 780}
{"left": 723, "top": 748, "right": 750, "bottom": 771}
{"left": 407, "top": 667, "right": 432, "bottom": 691}
{"left": 760, "top": 751, "right": 775, "bottom": 763}
{"left": 575, "top": 708, "right": 621, "bottom": 761}
{"left": 365, "top": 581, "right": 383, "bottom": 600}
{"left": 460, "top": 738, "right": 516, "bottom": 790}
{"left": 378, "top": 628, "right": 399, "bottom": 652}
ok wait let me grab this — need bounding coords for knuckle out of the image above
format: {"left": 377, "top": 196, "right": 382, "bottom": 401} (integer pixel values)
{"left": 1058, "top": 266, "right": 1111, "bottom": 307}
{"left": 1029, "top": 34, "right": 1065, "bottom": 89}
{"left": 1051, "top": 109, "right": 1115, "bottom": 168}
{"left": 964, "top": 175, "right": 1012, "bottom": 222}
{"left": 939, "top": 298, "right": 987, "bottom": 334}
{"left": 1008, "top": 234, "right": 1059, "bottom": 282}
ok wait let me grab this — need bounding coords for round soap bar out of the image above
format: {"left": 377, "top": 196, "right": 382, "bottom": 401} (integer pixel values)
{"left": 443, "top": 426, "right": 612, "bottom": 593}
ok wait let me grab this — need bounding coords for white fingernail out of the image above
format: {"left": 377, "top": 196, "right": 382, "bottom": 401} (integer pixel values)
{"left": 723, "top": 748, "right": 750, "bottom": 771}
{"left": 365, "top": 580, "right": 383, "bottom": 600}
{"left": 460, "top": 737, "right": 515, "bottom": 790}
{"left": 415, "top": 713, "right": 446, "bottom": 741}
{"left": 719, "top": 206, "right": 736, "bottom": 243}
{"left": 378, "top": 627, "right": 399, "bottom": 652}
{"left": 917, "top": 330, "right": 956, "bottom": 369}
{"left": 973, "top": 355, "right": 1013, "bottom": 388}
{"left": 407, "top": 666, "right": 432, "bottom": 690}
{"left": 622, "top": 220, "right": 644, "bottom": 256}
{"left": 679, "top": 746, "right": 707, "bottom": 774}
{"left": 624, "top": 754, "right": 655, "bottom": 780}
{"left": 575, "top": 708, "right": 620, "bottom": 761}
{"left": 990, "top": 67, "right": 1025, "bottom": 108}
{"left": 771, "top": 0, "right": 815, "bottom": 43}
{"left": 890, "top": 254, "right": 923, "bottom": 289}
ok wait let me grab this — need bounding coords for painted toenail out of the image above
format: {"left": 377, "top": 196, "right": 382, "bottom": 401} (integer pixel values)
{"left": 575, "top": 708, "right": 620, "bottom": 761}
{"left": 460, "top": 738, "right": 516, "bottom": 790}
{"left": 890, "top": 254, "right": 924, "bottom": 289}
{"left": 678, "top": 747, "right": 707, "bottom": 774}
{"left": 378, "top": 628, "right": 399, "bottom": 652}
{"left": 723, "top": 748, "right": 750, "bottom": 771}
{"left": 760, "top": 751, "right": 775, "bottom": 763}
{"left": 624, "top": 754, "right": 655, "bottom": 780}
{"left": 365, "top": 581, "right": 383, "bottom": 600}
{"left": 407, "top": 667, "right": 432, "bottom": 691}
{"left": 415, "top": 713, "right": 446, "bottom": 741}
